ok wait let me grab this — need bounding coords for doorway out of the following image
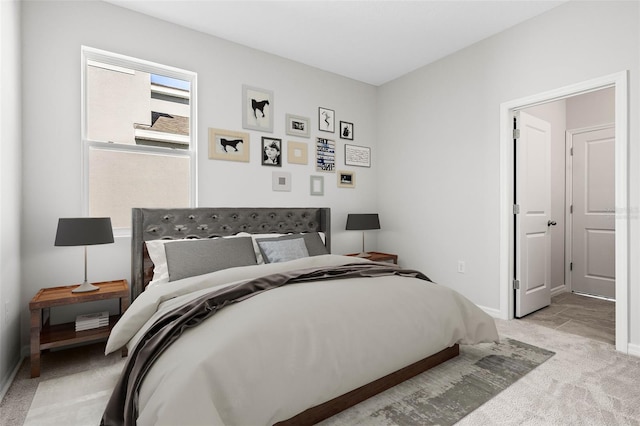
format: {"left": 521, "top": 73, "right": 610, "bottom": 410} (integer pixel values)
{"left": 499, "top": 71, "right": 629, "bottom": 354}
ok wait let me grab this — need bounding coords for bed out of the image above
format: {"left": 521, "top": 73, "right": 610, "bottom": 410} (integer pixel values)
{"left": 102, "top": 207, "right": 499, "bottom": 426}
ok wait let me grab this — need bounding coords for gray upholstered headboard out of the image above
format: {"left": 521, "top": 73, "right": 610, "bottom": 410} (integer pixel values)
{"left": 131, "top": 207, "right": 331, "bottom": 300}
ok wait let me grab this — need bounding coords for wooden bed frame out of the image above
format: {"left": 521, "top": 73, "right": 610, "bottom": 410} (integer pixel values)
{"left": 130, "top": 207, "right": 459, "bottom": 425}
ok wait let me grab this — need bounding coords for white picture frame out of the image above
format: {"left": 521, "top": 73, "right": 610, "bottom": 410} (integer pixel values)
{"left": 272, "top": 171, "right": 291, "bottom": 192}
{"left": 310, "top": 175, "right": 324, "bottom": 196}
{"left": 242, "top": 85, "right": 273, "bottom": 133}
{"left": 285, "top": 114, "right": 310, "bottom": 138}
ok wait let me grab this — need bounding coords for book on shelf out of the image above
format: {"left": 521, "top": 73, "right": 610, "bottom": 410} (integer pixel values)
{"left": 75, "top": 311, "right": 109, "bottom": 331}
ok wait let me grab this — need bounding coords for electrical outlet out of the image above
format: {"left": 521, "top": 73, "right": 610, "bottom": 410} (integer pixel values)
{"left": 457, "top": 261, "right": 466, "bottom": 274}
{"left": 4, "top": 301, "right": 9, "bottom": 323}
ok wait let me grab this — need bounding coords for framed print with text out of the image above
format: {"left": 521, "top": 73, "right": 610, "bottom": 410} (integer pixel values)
{"left": 316, "top": 137, "right": 335, "bottom": 172}
{"left": 344, "top": 143, "right": 370, "bottom": 167}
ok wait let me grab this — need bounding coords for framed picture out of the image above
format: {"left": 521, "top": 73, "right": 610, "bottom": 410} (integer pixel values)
{"left": 316, "top": 137, "right": 335, "bottom": 172}
{"left": 208, "top": 128, "right": 250, "bottom": 162}
{"left": 339, "top": 121, "right": 354, "bottom": 140}
{"left": 242, "top": 85, "right": 273, "bottom": 133}
{"left": 285, "top": 114, "right": 310, "bottom": 138}
{"left": 262, "top": 137, "right": 282, "bottom": 167}
{"left": 344, "top": 143, "right": 371, "bottom": 167}
{"left": 272, "top": 171, "right": 291, "bottom": 192}
{"left": 287, "top": 141, "right": 308, "bottom": 165}
{"left": 318, "top": 107, "right": 335, "bottom": 133}
{"left": 310, "top": 175, "right": 324, "bottom": 196}
{"left": 338, "top": 170, "right": 355, "bottom": 188}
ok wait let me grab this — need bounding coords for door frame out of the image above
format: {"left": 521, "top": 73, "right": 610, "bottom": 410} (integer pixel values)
{"left": 499, "top": 71, "right": 629, "bottom": 354}
{"left": 565, "top": 124, "right": 616, "bottom": 295}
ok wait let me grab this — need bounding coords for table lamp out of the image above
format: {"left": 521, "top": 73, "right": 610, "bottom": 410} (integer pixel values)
{"left": 54, "top": 217, "right": 114, "bottom": 293}
{"left": 345, "top": 213, "right": 380, "bottom": 258}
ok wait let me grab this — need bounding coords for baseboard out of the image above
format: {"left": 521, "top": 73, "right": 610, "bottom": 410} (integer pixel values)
{"left": 627, "top": 342, "right": 640, "bottom": 358}
{"left": 478, "top": 305, "right": 503, "bottom": 319}
{"left": 0, "top": 356, "right": 23, "bottom": 403}
{"left": 550, "top": 285, "right": 566, "bottom": 297}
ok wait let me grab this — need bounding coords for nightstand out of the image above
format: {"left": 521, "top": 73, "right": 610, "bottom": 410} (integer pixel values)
{"left": 29, "top": 279, "right": 129, "bottom": 378}
{"left": 346, "top": 251, "right": 398, "bottom": 264}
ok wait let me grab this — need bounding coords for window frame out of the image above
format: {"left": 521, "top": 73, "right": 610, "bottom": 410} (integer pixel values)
{"left": 80, "top": 46, "right": 198, "bottom": 236}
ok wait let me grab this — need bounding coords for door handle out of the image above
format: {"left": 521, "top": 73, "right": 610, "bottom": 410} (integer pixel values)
{"left": 547, "top": 220, "right": 557, "bottom": 227}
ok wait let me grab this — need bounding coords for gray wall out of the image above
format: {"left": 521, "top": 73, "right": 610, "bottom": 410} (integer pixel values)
{"left": 18, "top": 1, "right": 377, "bottom": 354}
{"left": 0, "top": 0, "right": 23, "bottom": 396}
{"left": 376, "top": 1, "right": 639, "bottom": 344}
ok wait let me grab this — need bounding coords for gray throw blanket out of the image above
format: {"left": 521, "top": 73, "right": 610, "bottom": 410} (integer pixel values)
{"left": 101, "top": 262, "right": 431, "bottom": 426}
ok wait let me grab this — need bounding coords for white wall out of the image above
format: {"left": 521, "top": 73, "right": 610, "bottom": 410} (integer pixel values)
{"left": 19, "top": 1, "right": 377, "bottom": 349}
{"left": 377, "top": 0, "right": 639, "bottom": 347}
{"left": 0, "top": 0, "right": 23, "bottom": 395}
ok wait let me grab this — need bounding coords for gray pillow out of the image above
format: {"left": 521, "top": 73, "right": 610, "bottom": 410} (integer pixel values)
{"left": 255, "top": 233, "right": 328, "bottom": 262}
{"left": 164, "top": 237, "right": 257, "bottom": 281}
{"left": 256, "top": 238, "right": 309, "bottom": 263}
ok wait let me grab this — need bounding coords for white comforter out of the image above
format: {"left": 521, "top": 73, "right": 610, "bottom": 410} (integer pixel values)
{"left": 106, "top": 255, "right": 499, "bottom": 426}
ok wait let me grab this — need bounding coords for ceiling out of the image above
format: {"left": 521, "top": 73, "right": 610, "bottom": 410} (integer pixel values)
{"left": 105, "top": 0, "right": 567, "bottom": 86}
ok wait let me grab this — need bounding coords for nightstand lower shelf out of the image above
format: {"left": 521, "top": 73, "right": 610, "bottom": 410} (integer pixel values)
{"left": 39, "top": 315, "right": 121, "bottom": 350}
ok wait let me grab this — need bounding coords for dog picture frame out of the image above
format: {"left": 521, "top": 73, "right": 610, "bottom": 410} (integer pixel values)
{"left": 242, "top": 85, "right": 274, "bottom": 133}
{"left": 285, "top": 114, "right": 310, "bottom": 138}
{"left": 318, "top": 107, "right": 335, "bottom": 133}
{"left": 339, "top": 121, "right": 354, "bottom": 140}
{"left": 208, "top": 128, "right": 250, "bottom": 162}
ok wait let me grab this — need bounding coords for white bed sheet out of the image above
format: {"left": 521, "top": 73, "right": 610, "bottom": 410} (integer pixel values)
{"left": 106, "top": 255, "right": 499, "bottom": 426}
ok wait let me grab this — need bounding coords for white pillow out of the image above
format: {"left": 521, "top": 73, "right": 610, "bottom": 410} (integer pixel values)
{"left": 145, "top": 239, "right": 177, "bottom": 288}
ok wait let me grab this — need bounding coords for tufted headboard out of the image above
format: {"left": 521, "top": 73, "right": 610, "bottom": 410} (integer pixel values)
{"left": 131, "top": 207, "right": 331, "bottom": 300}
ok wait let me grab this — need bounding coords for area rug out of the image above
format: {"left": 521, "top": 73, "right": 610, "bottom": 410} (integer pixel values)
{"left": 320, "top": 338, "right": 554, "bottom": 425}
{"left": 23, "top": 338, "right": 552, "bottom": 426}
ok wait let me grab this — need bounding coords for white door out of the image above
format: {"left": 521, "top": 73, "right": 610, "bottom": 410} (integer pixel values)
{"left": 570, "top": 126, "right": 615, "bottom": 299}
{"left": 515, "top": 111, "right": 552, "bottom": 318}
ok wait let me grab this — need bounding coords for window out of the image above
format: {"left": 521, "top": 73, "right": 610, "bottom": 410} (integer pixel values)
{"left": 81, "top": 47, "right": 197, "bottom": 233}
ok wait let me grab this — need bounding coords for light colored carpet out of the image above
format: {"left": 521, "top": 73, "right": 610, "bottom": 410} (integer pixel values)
{"left": 23, "top": 360, "right": 125, "bottom": 426}
{"left": 3, "top": 318, "right": 639, "bottom": 425}
{"left": 19, "top": 332, "right": 552, "bottom": 426}
{"left": 458, "top": 319, "right": 640, "bottom": 425}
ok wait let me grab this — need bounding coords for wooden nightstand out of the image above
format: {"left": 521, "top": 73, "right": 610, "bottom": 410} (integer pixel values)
{"left": 346, "top": 251, "right": 398, "bottom": 264}
{"left": 29, "top": 279, "right": 129, "bottom": 378}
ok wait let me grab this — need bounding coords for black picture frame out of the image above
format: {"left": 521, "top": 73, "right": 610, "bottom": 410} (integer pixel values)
{"left": 262, "top": 137, "right": 282, "bottom": 167}
{"left": 339, "top": 121, "right": 354, "bottom": 140}
{"left": 318, "top": 107, "right": 335, "bottom": 133}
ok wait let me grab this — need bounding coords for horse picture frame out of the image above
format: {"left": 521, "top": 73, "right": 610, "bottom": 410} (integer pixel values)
{"left": 242, "top": 85, "right": 274, "bottom": 133}
{"left": 208, "top": 128, "right": 250, "bottom": 162}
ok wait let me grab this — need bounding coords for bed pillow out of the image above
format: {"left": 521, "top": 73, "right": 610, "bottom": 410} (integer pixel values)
{"left": 164, "top": 237, "right": 257, "bottom": 282}
{"left": 145, "top": 239, "right": 178, "bottom": 287}
{"left": 256, "top": 238, "right": 310, "bottom": 263}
